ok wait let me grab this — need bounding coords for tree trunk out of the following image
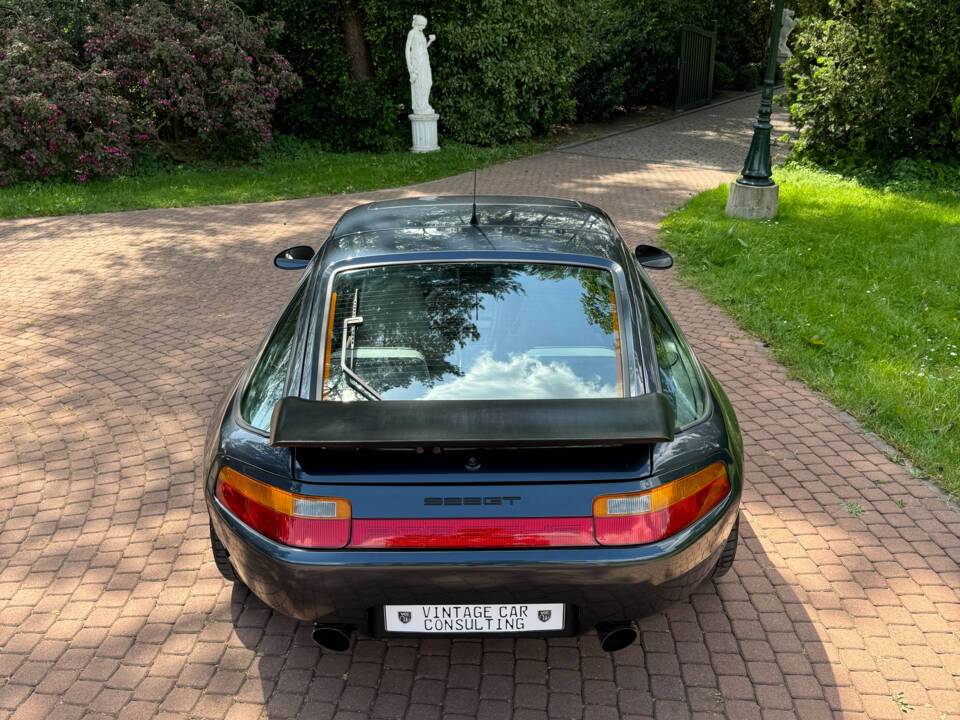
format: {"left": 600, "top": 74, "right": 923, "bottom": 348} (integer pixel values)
{"left": 342, "top": 4, "right": 374, "bottom": 81}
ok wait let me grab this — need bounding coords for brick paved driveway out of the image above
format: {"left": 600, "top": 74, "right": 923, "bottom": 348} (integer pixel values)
{"left": 1, "top": 94, "right": 958, "bottom": 720}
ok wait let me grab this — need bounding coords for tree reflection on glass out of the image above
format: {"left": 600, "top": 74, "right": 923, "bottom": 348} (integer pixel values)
{"left": 531, "top": 264, "right": 616, "bottom": 334}
{"left": 323, "top": 262, "right": 618, "bottom": 401}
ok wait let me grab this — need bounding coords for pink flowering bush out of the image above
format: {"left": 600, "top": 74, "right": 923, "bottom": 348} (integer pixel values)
{"left": 0, "top": 14, "right": 141, "bottom": 185}
{"left": 87, "top": 0, "right": 301, "bottom": 158}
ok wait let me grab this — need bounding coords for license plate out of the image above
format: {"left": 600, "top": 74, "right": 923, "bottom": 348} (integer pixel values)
{"left": 384, "top": 603, "right": 565, "bottom": 633}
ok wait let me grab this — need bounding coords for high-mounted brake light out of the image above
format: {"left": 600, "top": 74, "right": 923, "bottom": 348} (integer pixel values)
{"left": 215, "top": 467, "right": 350, "bottom": 548}
{"left": 593, "top": 462, "right": 730, "bottom": 545}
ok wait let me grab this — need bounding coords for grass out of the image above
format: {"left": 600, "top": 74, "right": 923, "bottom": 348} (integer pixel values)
{"left": 661, "top": 164, "right": 960, "bottom": 498}
{"left": 0, "top": 138, "right": 548, "bottom": 219}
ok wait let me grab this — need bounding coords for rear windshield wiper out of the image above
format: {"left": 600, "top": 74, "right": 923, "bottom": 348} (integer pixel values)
{"left": 340, "top": 289, "right": 383, "bottom": 401}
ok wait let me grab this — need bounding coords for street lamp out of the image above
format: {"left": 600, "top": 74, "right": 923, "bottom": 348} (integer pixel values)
{"left": 726, "top": 0, "right": 785, "bottom": 219}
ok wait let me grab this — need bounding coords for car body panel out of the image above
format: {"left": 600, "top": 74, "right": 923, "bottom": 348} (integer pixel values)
{"left": 207, "top": 471, "right": 739, "bottom": 628}
{"left": 201, "top": 195, "right": 744, "bottom": 637}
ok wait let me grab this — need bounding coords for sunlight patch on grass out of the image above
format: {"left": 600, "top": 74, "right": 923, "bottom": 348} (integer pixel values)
{"left": 661, "top": 164, "right": 960, "bottom": 497}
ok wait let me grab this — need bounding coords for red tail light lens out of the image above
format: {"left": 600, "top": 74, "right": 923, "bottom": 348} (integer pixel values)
{"left": 215, "top": 467, "right": 350, "bottom": 548}
{"left": 350, "top": 517, "right": 595, "bottom": 548}
{"left": 593, "top": 462, "right": 730, "bottom": 545}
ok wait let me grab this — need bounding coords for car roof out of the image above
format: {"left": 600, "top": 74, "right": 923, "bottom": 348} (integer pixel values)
{"left": 318, "top": 195, "right": 629, "bottom": 267}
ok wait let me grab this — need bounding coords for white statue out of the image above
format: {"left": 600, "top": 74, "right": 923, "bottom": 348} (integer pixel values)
{"left": 405, "top": 15, "right": 436, "bottom": 114}
{"left": 778, "top": 8, "right": 797, "bottom": 60}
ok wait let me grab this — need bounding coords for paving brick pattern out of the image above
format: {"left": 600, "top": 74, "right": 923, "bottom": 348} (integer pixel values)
{"left": 1, "top": 93, "right": 958, "bottom": 720}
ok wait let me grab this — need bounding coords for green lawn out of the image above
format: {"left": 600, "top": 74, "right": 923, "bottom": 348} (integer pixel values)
{"left": 661, "top": 165, "right": 960, "bottom": 498}
{"left": 0, "top": 139, "right": 547, "bottom": 219}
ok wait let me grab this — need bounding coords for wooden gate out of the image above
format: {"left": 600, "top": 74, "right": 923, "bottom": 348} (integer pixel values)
{"left": 675, "top": 24, "right": 717, "bottom": 110}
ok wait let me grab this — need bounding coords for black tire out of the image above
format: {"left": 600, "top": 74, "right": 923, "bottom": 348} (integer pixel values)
{"left": 711, "top": 515, "right": 739, "bottom": 579}
{"left": 210, "top": 521, "right": 240, "bottom": 583}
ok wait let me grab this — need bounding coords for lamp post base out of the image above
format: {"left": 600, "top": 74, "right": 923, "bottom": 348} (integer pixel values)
{"left": 725, "top": 180, "right": 779, "bottom": 220}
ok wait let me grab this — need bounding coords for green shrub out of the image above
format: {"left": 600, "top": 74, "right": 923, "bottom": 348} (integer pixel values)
{"left": 713, "top": 61, "right": 735, "bottom": 90}
{"left": 712, "top": 0, "right": 769, "bottom": 82}
{"left": 359, "top": 0, "right": 592, "bottom": 145}
{"left": 321, "top": 79, "right": 405, "bottom": 152}
{"left": 572, "top": 1, "right": 678, "bottom": 120}
{"left": 783, "top": 0, "right": 960, "bottom": 163}
{"left": 734, "top": 62, "right": 760, "bottom": 91}
{"left": 572, "top": 0, "right": 768, "bottom": 120}
{"left": 254, "top": 0, "right": 771, "bottom": 146}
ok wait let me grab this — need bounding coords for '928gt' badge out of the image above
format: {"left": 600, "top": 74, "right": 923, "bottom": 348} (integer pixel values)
{"left": 398, "top": 611, "right": 412, "bottom": 624}
{"left": 538, "top": 610, "right": 552, "bottom": 622}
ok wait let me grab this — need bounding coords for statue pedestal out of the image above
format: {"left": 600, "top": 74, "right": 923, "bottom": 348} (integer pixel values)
{"left": 409, "top": 113, "right": 440, "bottom": 153}
{"left": 725, "top": 179, "right": 779, "bottom": 220}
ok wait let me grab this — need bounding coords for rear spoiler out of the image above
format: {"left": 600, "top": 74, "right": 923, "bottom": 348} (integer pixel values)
{"left": 269, "top": 393, "right": 675, "bottom": 449}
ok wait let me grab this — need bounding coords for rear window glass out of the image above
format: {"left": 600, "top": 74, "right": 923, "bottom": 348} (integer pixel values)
{"left": 320, "top": 262, "right": 623, "bottom": 401}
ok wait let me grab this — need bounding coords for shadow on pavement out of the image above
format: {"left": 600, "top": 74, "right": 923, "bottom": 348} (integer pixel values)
{"left": 230, "top": 516, "right": 838, "bottom": 719}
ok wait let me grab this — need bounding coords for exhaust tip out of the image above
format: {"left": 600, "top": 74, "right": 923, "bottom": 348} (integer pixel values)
{"left": 596, "top": 622, "right": 637, "bottom": 652}
{"left": 312, "top": 624, "right": 354, "bottom": 652}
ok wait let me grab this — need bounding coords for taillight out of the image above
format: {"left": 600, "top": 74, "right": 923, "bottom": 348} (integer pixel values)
{"left": 215, "top": 467, "right": 350, "bottom": 548}
{"left": 593, "top": 462, "right": 730, "bottom": 545}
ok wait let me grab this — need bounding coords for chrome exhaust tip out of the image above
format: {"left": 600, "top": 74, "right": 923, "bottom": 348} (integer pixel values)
{"left": 596, "top": 622, "right": 638, "bottom": 652}
{"left": 311, "top": 623, "right": 354, "bottom": 652}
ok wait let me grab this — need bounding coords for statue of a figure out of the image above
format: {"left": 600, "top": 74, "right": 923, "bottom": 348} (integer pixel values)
{"left": 405, "top": 15, "right": 436, "bottom": 114}
{"left": 778, "top": 9, "right": 797, "bottom": 60}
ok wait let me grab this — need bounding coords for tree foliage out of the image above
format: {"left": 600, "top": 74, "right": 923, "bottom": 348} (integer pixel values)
{"left": 242, "top": 0, "right": 592, "bottom": 147}
{"left": 783, "top": 0, "right": 960, "bottom": 164}
{"left": 573, "top": 0, "right": 769, "bottom": 120}
{"left": 364, "top": 0, "right": 591, "bottom": 145}
{"left": 249, "top": 0, "right": 772, "bottom": 145}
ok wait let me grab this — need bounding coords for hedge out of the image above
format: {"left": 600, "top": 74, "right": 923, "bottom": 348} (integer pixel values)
{"left": 245, "top": 0, "right": 772, "bottom": 148}
{"left": 783, "top": 0, "right": 960, "bottom": 164}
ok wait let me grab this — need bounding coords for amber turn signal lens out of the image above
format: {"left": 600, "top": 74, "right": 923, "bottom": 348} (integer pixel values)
{"left": 593, "top": 462, "right": 730, "bottom": 545}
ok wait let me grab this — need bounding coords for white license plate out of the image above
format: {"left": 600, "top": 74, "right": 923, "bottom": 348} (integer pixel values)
{"left": 384, "top": 603, "right": 565, "bottom": 633}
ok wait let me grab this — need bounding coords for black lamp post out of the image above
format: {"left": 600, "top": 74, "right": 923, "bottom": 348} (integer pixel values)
{"left": 735, "top": 0, "right": 785, "bottom": 187}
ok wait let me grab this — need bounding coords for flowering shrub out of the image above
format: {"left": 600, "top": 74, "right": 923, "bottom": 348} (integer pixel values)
{"left": 88, "top": 0, "right": 301, "bottom": 158}
{"left": 0, "top": 14, "right": 140, "bottom": 185}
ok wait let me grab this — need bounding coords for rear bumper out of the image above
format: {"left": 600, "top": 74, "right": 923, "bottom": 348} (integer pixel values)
{"left": 208, "top": 489, "right": 739, "bottom": 635}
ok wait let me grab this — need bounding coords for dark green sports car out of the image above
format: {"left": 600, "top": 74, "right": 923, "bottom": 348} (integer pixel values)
{"left": 201, "top": 196, "right": 743, "bottom": 652}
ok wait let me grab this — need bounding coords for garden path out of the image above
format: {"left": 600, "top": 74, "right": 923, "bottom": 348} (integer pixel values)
{"left": 1, "top": 93, "right": 958, "bottom": 720}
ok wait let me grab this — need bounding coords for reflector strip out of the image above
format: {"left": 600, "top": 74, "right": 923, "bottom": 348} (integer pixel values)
{"left": 607, "top": 494, "right": 651, "bottom": 515}
{"left": 350, "top": 517, "right": 596, "bottom": 549}
{"left": 292, "top": 498, "right": 338, "bottom": 518}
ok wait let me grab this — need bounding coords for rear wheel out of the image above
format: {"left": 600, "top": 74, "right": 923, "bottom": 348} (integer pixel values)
{"left": 711, "top": 515, "right": 739, "bottom": 579}
{"left": 210, "top": 521, "right": 240, "bottom": 583}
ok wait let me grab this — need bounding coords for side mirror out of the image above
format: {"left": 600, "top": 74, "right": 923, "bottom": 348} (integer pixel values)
{"left": 274, "top": 245, "right": 315, "bottom": 270}
{"left": 634, "top": 244, "right": 673, "bottom": 269}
